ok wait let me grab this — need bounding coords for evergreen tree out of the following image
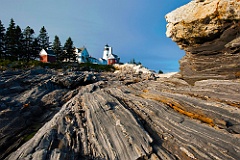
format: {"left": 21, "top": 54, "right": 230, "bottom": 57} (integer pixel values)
{"left": 38, "top": 26, "right": 49, "bottom": 49}
{"left": 22, "top": 26, "right": 35, "bottom": 61}
{"left": 5, "top": 18, "right": 18, "bottom": 60}
{"left": 31, "top": 38, "right": 40, "bottom": 60}
{"left": 15, "top": 25, "right": 23, "bottom": 60}
{"left": 129, "top": 58, "right": 141, "bottom": 65}
{"left": 52, "top": 35, "right": 62, "bottom": 61}
{"left": 0, "top": 20, "right": 5, "bottom": 59}
{"left": 63, "top": 37, "right": 75, "bottom": 62}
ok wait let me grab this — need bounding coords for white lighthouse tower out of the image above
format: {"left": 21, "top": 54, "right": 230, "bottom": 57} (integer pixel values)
{"left": 103, "top": 44, "right": 112, "bottom": 61}
{"left": 101, "top": 44, "right": 120, "bottom": 65}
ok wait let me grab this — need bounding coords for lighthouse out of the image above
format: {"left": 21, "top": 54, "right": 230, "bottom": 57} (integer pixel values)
{"left": 102, "top": 44, "right": 120, "bottom": 65}
{"left": 103, "top": 44, "right": 112, "bottom": 61}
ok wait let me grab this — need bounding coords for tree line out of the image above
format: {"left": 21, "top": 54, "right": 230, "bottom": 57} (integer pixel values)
{"left": 0, "top": 18, "right": 76, "bottom": 62}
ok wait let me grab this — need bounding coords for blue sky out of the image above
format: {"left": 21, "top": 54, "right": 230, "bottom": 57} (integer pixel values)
{"left": 0, "top": 0, "right": 190, "bottom": 73}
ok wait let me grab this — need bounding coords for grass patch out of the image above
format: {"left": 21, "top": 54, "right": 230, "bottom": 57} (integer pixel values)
{"left": 22, "top": 123, "right": 43, "bottom": 142}
{"left": 0, "top": 59, "right": 115, "bottom": 72}
{"left": 23, "top": 131, "right": 37, "bottom": 142}
{"left": 77, "top": 63, "right": 115, "bottom": 72}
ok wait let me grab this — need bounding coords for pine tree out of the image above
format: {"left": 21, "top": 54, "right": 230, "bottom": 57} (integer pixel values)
{"left": 5, "top": 18, "right": 17, "bottom": 60}
{"left": 63, "top": 37, "right": 75, "bottom": 62}
{"left": 22, "top": 26, "right": 35, "bottom": 61}
{"left": 52, "top": 35, "right": 62, "bottom": 61}
{"left": 31, "top": 38, "right": 40, "bottom": 60}
{"left": 38, "top": 26, "right": 49, "bottom": 49}
{"left": 15, "top": 25, "right": 23, "bottom": 60}
{"left": 0, "top": 20, "right": 5, "bottom": 59}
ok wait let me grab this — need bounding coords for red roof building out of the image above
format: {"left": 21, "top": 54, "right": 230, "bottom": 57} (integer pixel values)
{"left": 39, "top": 49, "right": 56, "bottom": 63}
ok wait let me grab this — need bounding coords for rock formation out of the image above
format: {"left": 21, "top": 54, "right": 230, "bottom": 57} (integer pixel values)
{"left": 0, "top": 67, "right": 240, "bottom": 160}
{"left": 166, "top": 0, "right": 240, "bottom": 83}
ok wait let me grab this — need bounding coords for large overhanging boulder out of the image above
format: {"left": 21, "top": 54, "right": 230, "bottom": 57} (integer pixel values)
{"left": 166, "top": 0, "right": 240, "bottom": 84}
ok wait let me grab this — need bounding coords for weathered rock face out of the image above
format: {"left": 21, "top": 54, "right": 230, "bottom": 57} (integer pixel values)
{"left": 1, "top": 68, "right": 240, "bottom": 159}
{"left": 166, "top": 0, "right": 240, "bottom": 83}
{"left": 0, "top": 69, "right": 99, "bottom": 159}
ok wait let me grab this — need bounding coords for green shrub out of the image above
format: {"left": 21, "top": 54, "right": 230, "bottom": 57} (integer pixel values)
{"left": 158, "top": 70, "right": 163, "bottom": 74}
{"left": 129, "top": 58, "right": 141, "bottom": 65}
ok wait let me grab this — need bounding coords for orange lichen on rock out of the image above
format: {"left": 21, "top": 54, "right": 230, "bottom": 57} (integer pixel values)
{"left": 140, "top": 93, "right": 215, "bottom": 127}
{"left": 23, "top": 103, "right": 30, "bottom": 108}
{"left": 225, "top": 101, "right": 240, "bottom": 109}
{"left": 142, "top": 89, "right": 149, "bottom": 93}
{"left": 235, "top": 72, "right": 240, "bottom": 78}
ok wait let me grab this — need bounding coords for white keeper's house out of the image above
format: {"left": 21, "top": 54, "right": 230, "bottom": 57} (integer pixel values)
{"left": 74, "top": 44, "right": 120, "bottom": 65}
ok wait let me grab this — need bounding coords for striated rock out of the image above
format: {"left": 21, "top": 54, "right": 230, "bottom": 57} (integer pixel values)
{"left": 166, "top": 0, "right": 240, "bottom": 83}
{"left": 7, "top": 84, "right": 153, "bottom": 160}
{"left": 1, "top": 69, "right": 239, "bottom": 159}
{"left": 0, "top": 69, "right": 100, "bottom": 159}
